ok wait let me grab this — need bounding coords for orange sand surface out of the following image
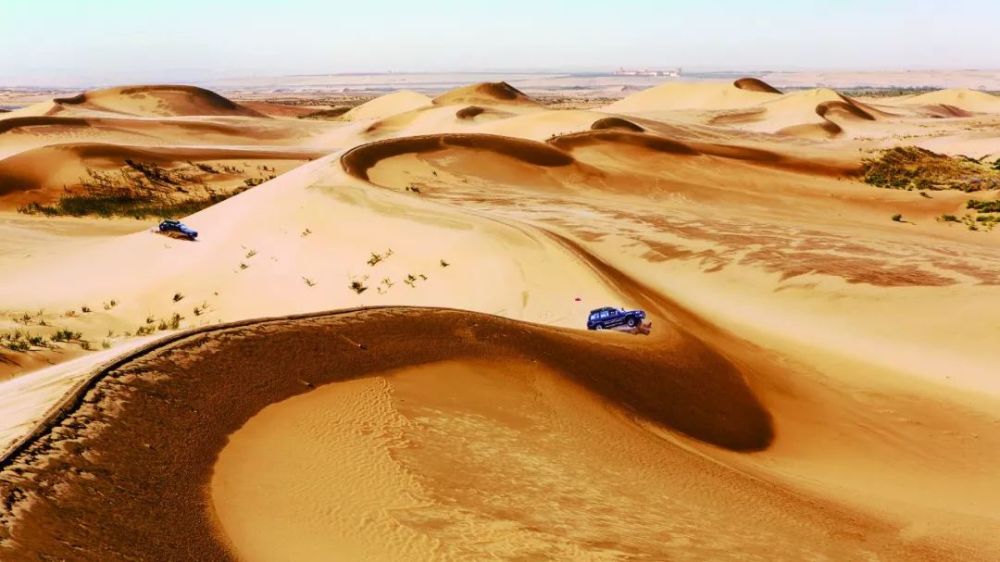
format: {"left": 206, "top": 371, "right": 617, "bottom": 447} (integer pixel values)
{"left": 1, "top": 78, "right": 999, "bottom": 560}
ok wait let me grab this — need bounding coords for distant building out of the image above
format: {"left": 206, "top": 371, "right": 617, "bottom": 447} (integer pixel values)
{"left": 613, "top": 67, "right": 681, "bottom": 77}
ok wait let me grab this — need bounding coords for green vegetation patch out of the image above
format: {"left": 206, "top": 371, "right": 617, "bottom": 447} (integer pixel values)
{"left": 967, "top": 199, "right": 1000, "bottom": 213}
{"left": 862, "top": 147, "right": 1000, "bottom": 192}
{"left": 19, "top": 189, "right": 248, "bottom": 219}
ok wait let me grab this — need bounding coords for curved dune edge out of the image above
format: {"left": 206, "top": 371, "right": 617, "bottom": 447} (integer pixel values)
{"left": 211, "top": 357, "right": 885, "bottom": 561}
{"left": 733, "top": 77, "right": 783, "bottom": 94}
{"left": 0, "top": 306, "right": 781, "bottom": 560}
{"left": 341, "top": 133, "right": 576, "bottom": 180}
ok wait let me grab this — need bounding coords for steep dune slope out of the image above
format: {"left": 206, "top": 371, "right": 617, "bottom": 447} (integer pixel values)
{"left": 3, "top": 306, "right": 997, "bottom": 560}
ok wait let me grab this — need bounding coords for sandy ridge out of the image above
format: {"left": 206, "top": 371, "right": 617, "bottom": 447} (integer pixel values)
{"left": 0, "top": 307, "right": 378, "bottom": 470}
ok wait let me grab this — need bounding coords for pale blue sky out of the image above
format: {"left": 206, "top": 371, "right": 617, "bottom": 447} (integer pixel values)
{"left": 2, "top": 0, "right": 998, "bottom": 86}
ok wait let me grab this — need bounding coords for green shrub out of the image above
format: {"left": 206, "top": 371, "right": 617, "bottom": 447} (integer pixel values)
{"left": 51, "top": 329, "right": 82, "bottom": 342}
{"left": 967, "top": 199, "right": 1000, "bottom": 213}
{"left": 862, "top": 147, "right": 1000, "bottom": 192}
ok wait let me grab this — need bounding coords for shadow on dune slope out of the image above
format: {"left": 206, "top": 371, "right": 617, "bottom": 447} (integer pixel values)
{"left": 0, "top": 307, "right": 772, "bottom": 560}
{"left": 733, "top": 77, "right": 783, "bottom": 94}
{"left": 341, "top": 133, "right": 576, "bottom": 180}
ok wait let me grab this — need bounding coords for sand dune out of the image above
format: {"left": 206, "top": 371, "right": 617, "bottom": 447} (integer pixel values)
{"left": 733, "top": 77, "right": 783, "bottom": 93}
{"left": 607, "top": 79, "right": 781, "bottom": 112}
{"left": 433, "top": 81, "right": 539, "bottom": 107}
{"left": 50, "top": 85, "right": 264, "bottom": 118}
{"left": 341, "top": 90, "right": 433, "bottom": 121}
{"left": 893, "top": 88, "right": 1000, "bottom": 113}
{"left": 2, "top": 78, "right": 1000, "bottom": 561}
{"left": 590, "top": 116, "right": 645, "bottom": 132}
{"left": 342, "top": 133, "right": 576, "bottom": 180}
{"left": 3, "top": 307, "right": 998, "bottom": 560}
{"left": 0, "top": 142, "right": 318, "bottom": 208}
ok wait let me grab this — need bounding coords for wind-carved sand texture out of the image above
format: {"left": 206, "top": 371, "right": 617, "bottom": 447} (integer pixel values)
{"left": 1, "top": 78, "right": 1000, "bottom": 560}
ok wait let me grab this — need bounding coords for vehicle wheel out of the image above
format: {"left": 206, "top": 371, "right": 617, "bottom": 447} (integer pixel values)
{"left": 595, "top": 324, "right": 604, "bottom": 330}
{"left": 626, "top": 317, "right": 637, "bottom": 327}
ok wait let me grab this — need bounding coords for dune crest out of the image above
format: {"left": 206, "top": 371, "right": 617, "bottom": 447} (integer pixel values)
{"left": 341, "top": 90, "right": 433, "bottom": 121}
{"left": 433, "top": 81, "right": 538, "bottom": 107}
{"left": 341, "top": 133, "right": 575, "bottom": 180}
{"left": 51, "top": 85, "right": 264, "bottom": 118}
{"left": 897, "top": 88, "right": 1000, "bottom": 113}
{"left": 733, "top": 77, "right": 783, "bottom": 93}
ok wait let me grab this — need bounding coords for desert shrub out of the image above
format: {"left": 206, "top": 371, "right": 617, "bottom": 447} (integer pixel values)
{"left": 5, "top": 339, "right": 30, "bottom": 352}
{"left": 891, "top": 214, "right": 903, "bottom": 222}
{"left": 303, "top": 277, "right": 316, "bottom": 287}
{"left": 172, "top": 292, "right": 184, "bottom": 302}
{"left": 862, "top": 147, "right": 1000, "bottom": 192}
{"left": 967, "top": 199, "right": 1000, "bottom": 213}
{"left": 51, "top": 329, "right": 82, "bottom": 342}
{"left": 79, "top": 340, "right": 91, "bottom": 351}
{"left": 939, "top": 214, "right": 960, "bottom": 223}
{"left": 349, "top": 279, "right": 368, "bottom": 294}
{"left": 169, "top": 313, "right": 183, "bottom": 330}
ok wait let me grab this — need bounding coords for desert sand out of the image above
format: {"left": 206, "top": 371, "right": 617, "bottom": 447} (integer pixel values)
{"left": 1, "top": 77, "right": 999, "bottom": 561}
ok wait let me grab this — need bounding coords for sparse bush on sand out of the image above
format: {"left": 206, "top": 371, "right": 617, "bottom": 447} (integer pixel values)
{"left": 51, "top": 329, "right": 82, "bottom": 343}
{"left": 862, "top": 147, "right": 1000, "bottom": 192}
{"left": 892, "top": 214, "right": 903, "bottom": 222}
{"left": 172, "top": 292, "right": 184, "bottom": 303}
{"left": 967, "top": 199, "right": 1000, "bottom": 213}
{"left": 349, "top": 278, "right": 368, "bottom": 294}
{"left": 15, "top": 160, "right": 275, "bottom": 218}
{"left": 367, "top": 249, "right": 393, "bottom": 266}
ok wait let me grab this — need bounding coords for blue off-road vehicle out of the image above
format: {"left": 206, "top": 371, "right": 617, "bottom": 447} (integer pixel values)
{"left": 587, "top": 306, "right": 646, "bottom": 330}
{"left": 158, "top": 219, "right": 198, "bottom": 240}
